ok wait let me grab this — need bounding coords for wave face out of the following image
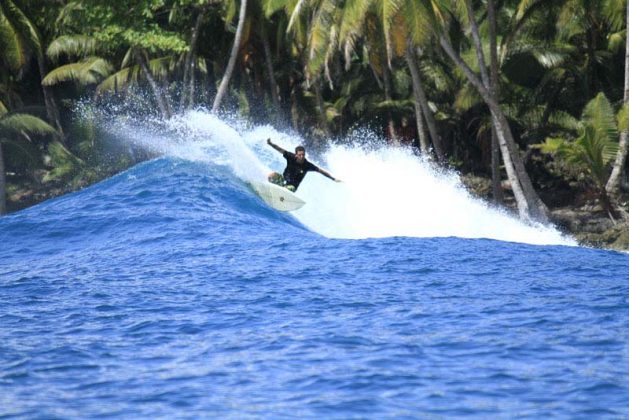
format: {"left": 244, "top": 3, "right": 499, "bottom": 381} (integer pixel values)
{"left": 1, "top": 111, "right": 628, "bottom": 417}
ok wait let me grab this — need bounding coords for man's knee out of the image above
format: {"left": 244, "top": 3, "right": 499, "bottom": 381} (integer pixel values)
{"left": 268, "top": 172, "right": 284, "bottom": 185}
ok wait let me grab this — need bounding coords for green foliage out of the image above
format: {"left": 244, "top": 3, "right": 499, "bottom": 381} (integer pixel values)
{"left": 42, "top": 141, "right": 84, "bottom": 182}
{"left": 0, "top": 111, "right": 57, "bottom": 176}
{"left": 536, "top": 93, "right": 620, "bottom": 188}
{"left": 42, "top": 57, "right": 113, "bottom": 86}
{"left": 0, "top": 0, "right": 41, "bottom": 74}
{"left": 0, "top": 113, "right": 57, "bottom": 138}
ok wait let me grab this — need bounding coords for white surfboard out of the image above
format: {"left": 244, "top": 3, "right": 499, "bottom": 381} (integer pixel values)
{"left": 250, "top": 181, "right": 306, "bottom": 212}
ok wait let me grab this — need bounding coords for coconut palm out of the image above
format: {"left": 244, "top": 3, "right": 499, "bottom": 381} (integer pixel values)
{"left": 538, "top": 92, "right": 621, "bottom": 219}
{"left": 0, "top": 106, "right": 57, "bottom": 215}
{"left": 0, "top": 0, "right": 63, "bottom": 135}
{"left": 212, "top": 0, "right": 249, "bottom": 112}
{"left": 606, "top": 0, "right": 629, "bottom": 197}
{"left": 426, "top": 0, "right": 550, "bottom": 223}
{"left": 42, "top": 35, "right": 113, "bottom": 87}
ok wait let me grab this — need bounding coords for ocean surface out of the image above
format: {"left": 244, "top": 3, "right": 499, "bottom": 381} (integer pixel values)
{"left": 1, "top": 112, "right": 628, "bottom": 418}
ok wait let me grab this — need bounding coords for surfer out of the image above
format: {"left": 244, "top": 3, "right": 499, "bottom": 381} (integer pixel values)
{"left": 266, "top": 138, "right": 340, "bottom": 191}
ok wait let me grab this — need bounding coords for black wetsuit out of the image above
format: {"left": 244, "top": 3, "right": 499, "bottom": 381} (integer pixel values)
{"left": 282, "top": 151, "right": 330, "bottom": 190}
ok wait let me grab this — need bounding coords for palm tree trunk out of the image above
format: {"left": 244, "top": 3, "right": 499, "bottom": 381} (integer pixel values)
{"left": 405, "top": 44, "right": 445, "bottom": 161}
{"left": 135, "top": 50, "right": 172, "bottom": 119}
{"left": 212, "top": 0, "right": 248, "bottom": 112}
{"left": 488, "top": 0, "right": 503, "bottom": 203}
{"left": 459, "top": 0, "right": 547, "bottom": 222}
{"left": 405, "top": 48, "right": 429, "bottom": 153}
{"left": 439, "top": 35, "right": 549, "bottom": 223}
{"left": 0, "top": 143, "right": 6, "bottom": 215}
{"left": 314, "top": 79, "right": 330, "bottom": 137}
{"left": 381, "top": 63, "right": 397, "bottom": 144}
{"left": 37, "top": 54, "right": 64, "bottom": 138}
{"left": 261, "top": 21, "right": 283, "bottom": 124}
{"left": 491, "top": 127, "right": 503, "bottom": 203}
{"left": 606, "top": 0, "right": 629, "bottom": 196}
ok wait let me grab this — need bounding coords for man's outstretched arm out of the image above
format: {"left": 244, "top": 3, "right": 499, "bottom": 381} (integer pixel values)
{"left": 267, "top": 138, "right": 287, "bottom": 154}
{"left": 315, "top": 166, "right": 342, "bottom": 183}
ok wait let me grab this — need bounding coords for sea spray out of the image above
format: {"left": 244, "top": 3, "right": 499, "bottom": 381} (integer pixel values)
{"left": 99, "top": 109, "right": 575, "bottom": 246}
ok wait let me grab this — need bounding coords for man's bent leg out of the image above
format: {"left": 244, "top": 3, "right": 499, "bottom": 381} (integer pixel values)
{"left": 268, "top": 172, "right": 285, "bottom": 186}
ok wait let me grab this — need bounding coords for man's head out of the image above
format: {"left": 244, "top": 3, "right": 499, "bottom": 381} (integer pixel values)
{"left": 295, "top": 146, "right": 306, "bottom": 163}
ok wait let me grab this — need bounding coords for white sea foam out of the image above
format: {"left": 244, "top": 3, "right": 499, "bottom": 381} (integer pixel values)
{"left": 108, "top": 109, "right": 576, "bottom": 246}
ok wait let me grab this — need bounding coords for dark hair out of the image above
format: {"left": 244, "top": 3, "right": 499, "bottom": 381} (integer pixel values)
{"left": 295, "top": 146, "right": 305, "bottom": 153}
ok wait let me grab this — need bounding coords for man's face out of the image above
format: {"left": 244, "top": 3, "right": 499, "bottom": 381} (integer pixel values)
{"left": 295, "top": 150, "right": 305, "bottom": 163}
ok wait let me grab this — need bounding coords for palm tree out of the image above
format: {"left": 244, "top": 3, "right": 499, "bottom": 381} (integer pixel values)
{"left": 212, "top": 0, "right": 249, "bottom": 112}
{"left": 431, "top": 0, "right": 549, "bottom": 223}
{"left": 42, "top": 35, "right": 113, "bottom": 88}
{"left": 538, "top": 92, "right": 621, "bottom": 219}
{"left": 0, "top": 0, "right": 63, "bottom": 135}
{"left": 606, "top": 0, "right": 629, "bottom": 197}
{"left": 0, "top": 106, "right": 57, "bottom": 215}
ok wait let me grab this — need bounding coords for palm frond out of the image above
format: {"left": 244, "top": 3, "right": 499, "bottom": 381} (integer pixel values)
{"left": 96, "top": 66, "right": 140, "bottom": 94}
{"left": 603, "top": 0, "right": 626, "bottom": 31}
{"left": 547, "top": 110, "right": 581, "bottom": 132}
{"left": 306, "top": 0, "right": 338, "bottom": 81}
{"left": 42, "top": 57, "right": 113, "bottom": 86}
{"left": 582, "top": 92, "right": 618, "bottom": 145}
{"left": 380, "top": 0, "right": 405, "bottom": 63}
{"left": 608, "top": 30, "right": 625, "bottom": 52}
{"left": 0, "top": 3, "right": 31, "bottom": 73}
{"left": 42, "top": 140, "right": 84, "bottom": 183}
{"left": 339, "top": 0, "right": 372, "bottom": 65}
{"left": 556, "top": 0, "right": 586, "bottom": 41}
{"left": 404, "top": 0, "right": 434, "bottom": 46}
{"left": 0, "top": 113, "right": 56, "bottom": 137}
{"left": 515, "top": 0, "right": 542, "bottom": 21}
{"left": 47, "top": 35, "right": 99, "bottom": 62}
{"left": 121, "top": 48, "right": 133, "bottom": 68}
{"left": 264, "top": 0, "right": 293, "bottom": 17}
{"left": 2, "top": 1, "right": 41, "bottom": 51}
{"left": 617, "top": 103, "right": 629, "bottom": 132}
{"left": 287, "top": 0, "right": 308, "bottom": 34}
{"left": 148, "top": 56, "right": 176, "bottom": 81}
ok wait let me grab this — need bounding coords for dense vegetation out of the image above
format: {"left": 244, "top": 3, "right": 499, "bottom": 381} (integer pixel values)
{"left": 1, "top": 0, "right": 628, "bottom": 225}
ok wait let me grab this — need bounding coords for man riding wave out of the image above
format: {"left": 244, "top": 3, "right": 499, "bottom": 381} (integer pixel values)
{"left": 266, "top": 138, "right": 341, "bottom": 192}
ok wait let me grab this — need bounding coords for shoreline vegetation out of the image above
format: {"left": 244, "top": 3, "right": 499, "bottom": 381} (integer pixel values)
{"left": 2, "top": 0, "right": 628, "bottom": 250}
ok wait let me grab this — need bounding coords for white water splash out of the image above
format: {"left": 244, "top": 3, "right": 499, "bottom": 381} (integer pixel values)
{"left": 108, "top": 109, "right": 575, "bottom": 246}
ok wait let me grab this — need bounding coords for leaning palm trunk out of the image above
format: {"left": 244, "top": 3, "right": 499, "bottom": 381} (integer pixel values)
{"left": 606, "top": 0, "right": 629, "bottom": 197}
{"left": 491, "top": 127, "right": 504, "bottom": 203}
{"left": 440, "top": 0, "right": 549, "bottom": 223}
{"left": 37, "top": 53, "right": 63, "bottom": 137}
{"left": 405, "top": 44, "right": 445, "bottom": 162}
{"left": 212, "top": 0, "right": 248, "bottom": 112}
{"left": 0, "top": 143, "right": 6, "bottom": 215}
{"left": 439, "top": 35, "right": 549, "bottom": 223}
{"left": 488, "top": 0, "right": 503, "bottom": 203}
{"left": 135, "top": 50, "right": 172, "bottom": 120}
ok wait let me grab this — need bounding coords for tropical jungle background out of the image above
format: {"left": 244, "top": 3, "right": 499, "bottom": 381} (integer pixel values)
{"left": 1, "top": 0, "right": 629, "bottom": 246}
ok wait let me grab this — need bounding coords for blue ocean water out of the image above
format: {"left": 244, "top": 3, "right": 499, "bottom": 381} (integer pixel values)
{"left": 2, "top": 115, "right": 629, "bottom": 418}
